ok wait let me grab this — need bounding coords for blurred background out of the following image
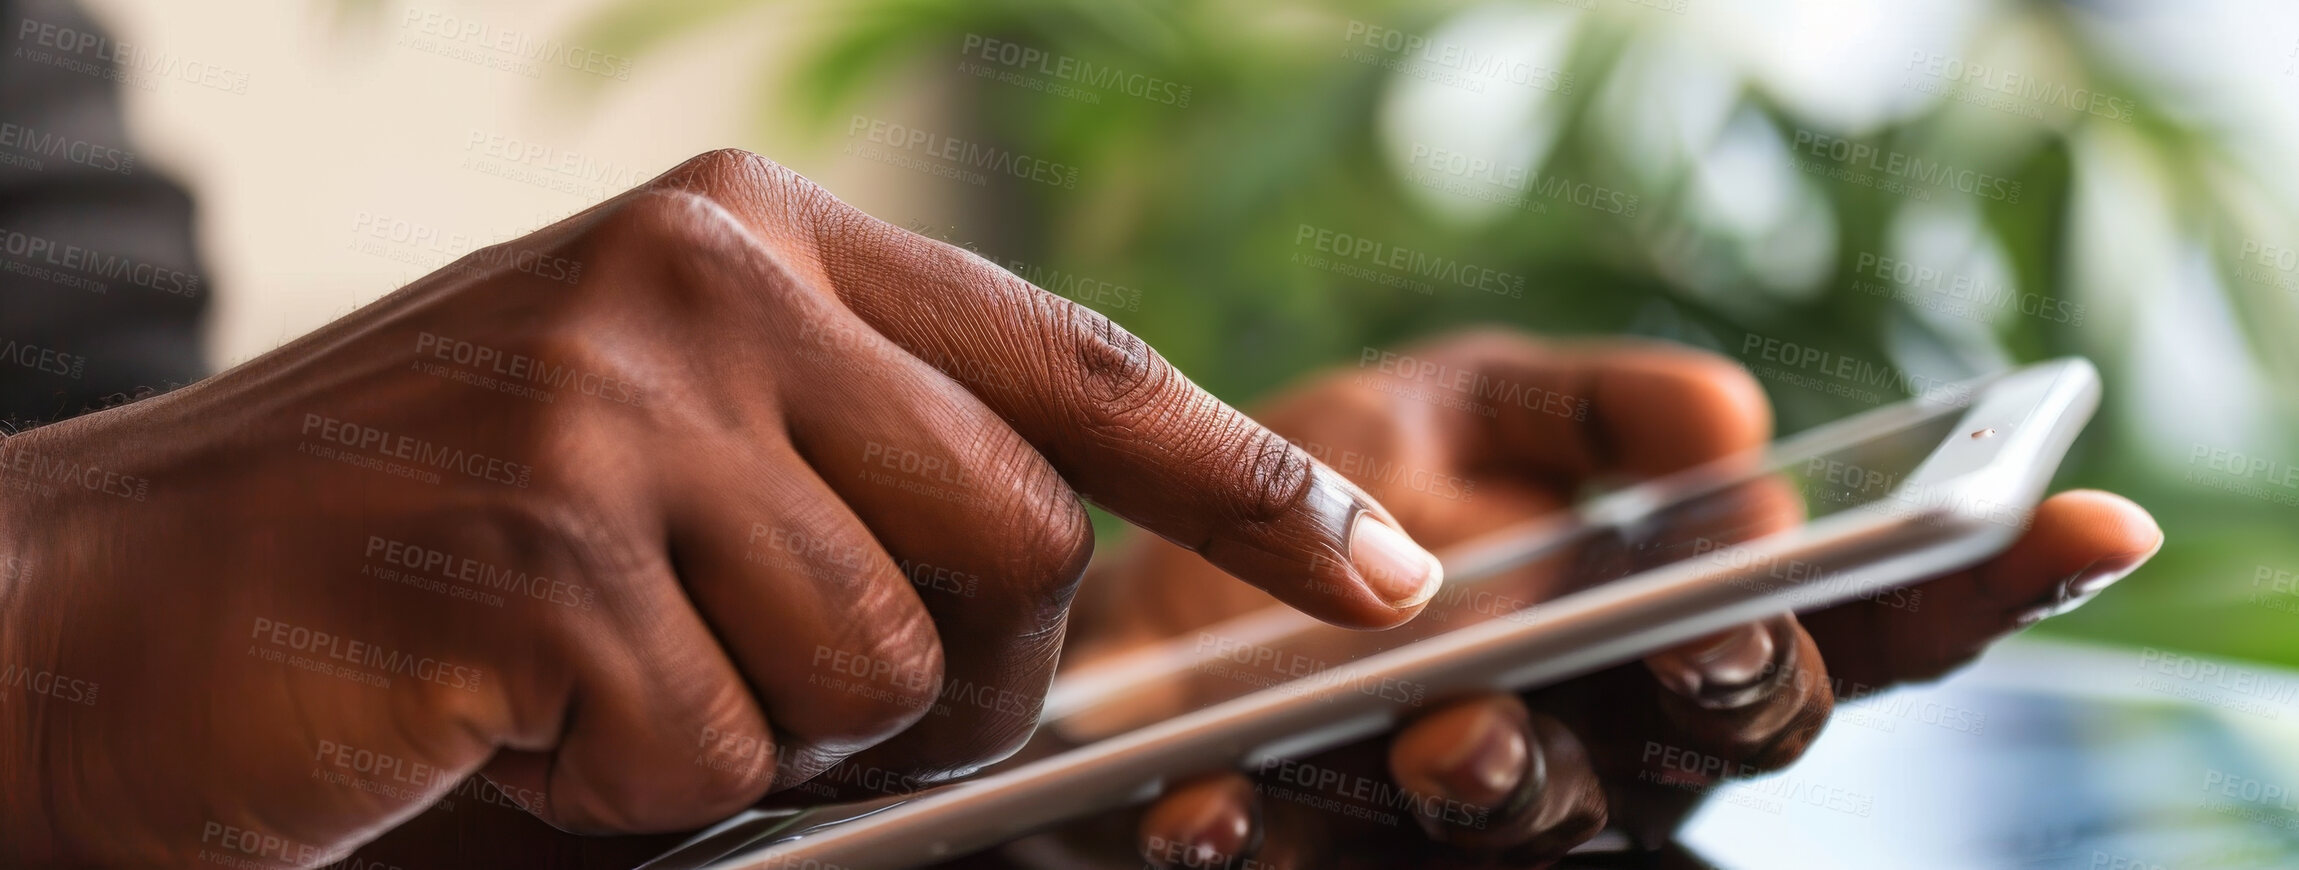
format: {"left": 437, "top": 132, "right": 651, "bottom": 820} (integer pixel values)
{"left": 91, "top": 0, "right": 2299, "bottom": 671}
{"left": 64, "top": 0, "right": 2299, "bottom": 863}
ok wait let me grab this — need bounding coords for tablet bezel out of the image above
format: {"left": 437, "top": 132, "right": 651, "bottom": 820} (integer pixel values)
{"left": 654, "top": 357, "right": 2100, "bottom": 870}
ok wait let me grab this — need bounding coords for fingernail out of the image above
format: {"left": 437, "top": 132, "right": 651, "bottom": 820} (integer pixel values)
{"left": 2070, "top": 536, "right": 2163, "bottom": 597}
{"left": 1350, "top": 512, "right": 1443, "bottom": 609}
{"left": 2025, "top": 537, "right": 2163, "bottom": 622}
{"left": 1424, "top": 704, "right": 1532, "bottom": 811}
{"left": 1646, "top": 621, "right": 1784, "bottom": 709}
{"left": 1140, "top": 783, "right": 1253, "bottom": 869}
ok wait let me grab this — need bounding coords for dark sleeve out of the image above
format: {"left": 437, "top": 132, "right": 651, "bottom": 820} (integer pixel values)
{"left": 0, "top": 0, "right": 209, "bottom": 427}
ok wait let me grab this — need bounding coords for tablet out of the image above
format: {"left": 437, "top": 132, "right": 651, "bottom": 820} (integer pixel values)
{"left": 642, "top": 356, "right": 2100, "bottom": 870}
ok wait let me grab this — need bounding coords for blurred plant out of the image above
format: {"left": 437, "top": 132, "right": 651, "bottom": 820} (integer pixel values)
{"left": 568, "top": 0, "right": 2299, "bottom": 664}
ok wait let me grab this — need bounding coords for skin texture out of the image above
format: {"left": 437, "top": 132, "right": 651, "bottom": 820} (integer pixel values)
{"left": 348, "top": 334, "right": 2162, "bottom": 870}
{"left": 0, "top": 148, "right": 2159, "bottom": 868}
{"left": 1085, "top": 333, "right": 2165, "bottom": 869}
{"left": 0, "top": 149, "right": 1448, "bottom": 867}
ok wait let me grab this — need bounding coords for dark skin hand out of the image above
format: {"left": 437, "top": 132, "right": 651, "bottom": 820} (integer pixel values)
{"left": 1068, "top": 331, "right": 2162, "bottom": 869}
{"left": 4, "top": 147, "right": 2149, "bottom": 867}
{"left": 274, "top": 328, "right": 2154, "bottom": 870}
{"left": 0, "top": 150, "right": 1452, "bottom": 867}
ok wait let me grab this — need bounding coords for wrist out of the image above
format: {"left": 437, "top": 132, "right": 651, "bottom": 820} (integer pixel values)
{"left": 0, "top": 423, "right": 51, "bottom": 608}
{"left": 0, "top": 420, "right": 105, "bottom": 863}
{"left": 0, "top": 426, "right": 53, "bottom": 861}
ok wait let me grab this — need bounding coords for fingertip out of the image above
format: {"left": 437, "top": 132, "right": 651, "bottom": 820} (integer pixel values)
{"left": 2037, "top": 489, "right": 2163, "bottom": 563}
{"left": 2006, "top": 491, "right": 2161, "bottom": 598}
{"left": 1195, "top": 458, "right": 1438, "bottom": 631}
{"left": 1642, "top": 618, "right": 1793, "bottom": 711}
{"left": 1994, "top": 491, "right": 2163, "bottom": 621}
{"left": 1595, "top": 344, "right": 1775, "bottom": 475}
{"left": 1139, "top": 774, "right": 1257, "bottom": 870}
{"left": 1348, "top": 511, "right": 1445, "bottom": 614}
{"left": 1392, "top": 698, "right": 1610, "bottom": 854}
{"left": 1388, "top": 694, "right": 1533, "bottom": 816}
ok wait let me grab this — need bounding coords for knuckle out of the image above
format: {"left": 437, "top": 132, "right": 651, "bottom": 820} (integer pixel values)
{"left": 912, "top": 699, "right": 1043, "bottom": 786}
{"left": 461, "top": 496, "right": 613, "bottom": 598}
{"left": 653, "top": 148, "right": 851, "bottom": 233}
{"left": 588, "top": 189, "right": 825, "bottom": 314}
{"left": 683, "top": 746, "right": 778, "bottom": 817}
{"left": 537, "top": 707, "right": 775, "bottom": 834}
{"left": 997, "top": 479, "right": 1096, "bottom": 622}
{"left": 1059, "top": 297, "right": 1162, "bottom": 416}
{"left": 569, "top": 732, "right": 775, "bottom": 832}
{"left": 817, "top": 598, "right": 947, "bottom": 742}
{"left": 1033, "top": 298, "right": 1318, "bottom": 532}
{"left": 594, "top": 188, "right": 748, "bottom": 266}
{"left": 1225, "top": 426, "right": 1316, "bottom": 530}
{"left": 655, "top": 148, "right": 779, "bottom": 197}
{"left": 979, "top": 442, "right": 1094, "bottom": 593}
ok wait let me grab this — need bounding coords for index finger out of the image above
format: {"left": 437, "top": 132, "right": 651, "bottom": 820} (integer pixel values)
{"left": 856, "top": 245, "right": 1438, "bottom": 628}
{"left": 662, "top": 155, "right": 1441, "bottom": 629}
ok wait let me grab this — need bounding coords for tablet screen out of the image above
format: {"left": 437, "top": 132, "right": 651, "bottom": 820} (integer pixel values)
{"left": 1048, "top": 397, "right": 1976, "bottom": 742}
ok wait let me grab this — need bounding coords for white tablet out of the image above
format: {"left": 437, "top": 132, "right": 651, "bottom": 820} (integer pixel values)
{"left": 644, "top": 356, "right": 2100, "bottom": 870}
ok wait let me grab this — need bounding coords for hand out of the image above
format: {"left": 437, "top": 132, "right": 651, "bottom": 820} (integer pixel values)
{"left": 1081, "top": 331, "right": 2161, "bottom": 868}
{"left": 0, "top": 150, "right": 1450, "bottom": 866}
